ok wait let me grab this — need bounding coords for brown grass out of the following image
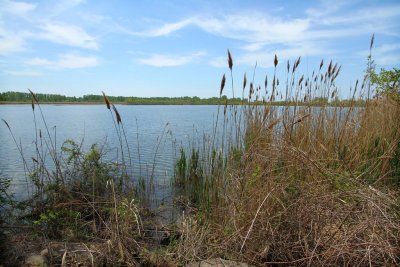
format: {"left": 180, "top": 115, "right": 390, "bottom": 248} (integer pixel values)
{"left": 173, "top": 50, "right": 400, "bottom": 266}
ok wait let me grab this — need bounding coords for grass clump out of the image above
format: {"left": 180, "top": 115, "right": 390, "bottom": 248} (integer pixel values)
{"left": 172, "top": 45, "right": 400, "bottom": 266}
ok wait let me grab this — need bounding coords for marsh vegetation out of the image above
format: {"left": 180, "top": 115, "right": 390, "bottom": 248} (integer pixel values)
{"left": 0, "top": 40, "right": 399, "bottom": 266}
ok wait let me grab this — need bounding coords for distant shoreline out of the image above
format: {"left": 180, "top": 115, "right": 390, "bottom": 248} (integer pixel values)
{"left": 0, "top": 101, "right": 221, "bottom": 105}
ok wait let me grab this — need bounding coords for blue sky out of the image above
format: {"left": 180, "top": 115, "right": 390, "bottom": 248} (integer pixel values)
{"left": 0, "top": 0, "right": 399, "bottom": 98}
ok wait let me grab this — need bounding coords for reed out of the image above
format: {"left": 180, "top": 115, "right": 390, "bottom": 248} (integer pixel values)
{"left": 173, "top": 40, "right": 400, "bottom": 266}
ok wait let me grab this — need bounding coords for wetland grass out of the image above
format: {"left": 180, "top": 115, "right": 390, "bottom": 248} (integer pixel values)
{"left": 1, "top": 36, "right": 399, "bottom": 266}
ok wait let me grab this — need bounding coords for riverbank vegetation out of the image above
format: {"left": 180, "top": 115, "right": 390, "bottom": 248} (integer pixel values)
{"left": 1, "top": 38, "right": 399, "bottom": 266}
{"left": 0, "top": 91, "right": 367, "bottom": 106}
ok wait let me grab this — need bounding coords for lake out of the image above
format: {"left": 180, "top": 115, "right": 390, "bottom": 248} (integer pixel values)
{"left": 0, "top": 104, "right": 223, "bottom": 200}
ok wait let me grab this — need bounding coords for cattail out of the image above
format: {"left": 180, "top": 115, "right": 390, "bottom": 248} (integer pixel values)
{"left": 227, "top": 49, "right": 233, "bottom": 70}
{"left": 327, "top": 60, "right": 332, "bottom": 77}
{"left": 298, "top": 75, "right": 304, "bottom": 86}
{"left": 319, "top": 59, "right": 324, "bottom": 70}
{"left": 287, "top": 61, "right": 290, "bottom": 73}
{"left": 243, "top": 73, "right": 247, "bottom": 91}
{"left": 277, "top": 79, "right": 279, "bottom": 86}
{"left": 335, "top": 65, "right": 342, "bottom": 78}
{"left": 332, "top": 63, "right": 337, "bottom": 75}
{"left": 28, "top": 89, "right": 38, "bottom": 103}
{"left": 295, "top": 56, "right": 301, "bottom": 68}
{"left": 249, "top": 82, "right": 253, "bottom": 99}
{"left": 274, "top": 54, "right": 278, "bottom": 67}
{"left": 31, "top": 97, "right": 35, "bottom": 111}
{"left": 264, "top": 75, "right": 268, "bottom": 89}
{"left": 370, "top": 34, "right": 375, "bottom": 50}
{"left": 102, "top": 91, "right": 111, "bottom": 110}
{"left": 220, "top": 74, "right": 226, "bottom": 96}
{"left": 112, "top": 104, "right": 122, "bottom": 124}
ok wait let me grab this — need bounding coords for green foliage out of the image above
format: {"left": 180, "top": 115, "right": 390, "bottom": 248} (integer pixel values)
{"left": 372, "top": 68, "right": 400, "bottom": 101}
{"left": 33, "top": 208, "right": 90, "bottom": 240}
{"left": 0, "top": 91, "right": 245, "bottom": 105}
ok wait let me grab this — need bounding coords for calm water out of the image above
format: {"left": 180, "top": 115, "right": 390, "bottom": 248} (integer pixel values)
{"left": 0, "top": 104, "right": 356, "bottom": 201}
{"left": 0, "top": 104, "right": 221, "bottom": 200}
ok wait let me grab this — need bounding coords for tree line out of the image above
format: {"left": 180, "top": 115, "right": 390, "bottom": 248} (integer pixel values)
{"left": 0, "top": 91, "right": 368, "bottom": 106}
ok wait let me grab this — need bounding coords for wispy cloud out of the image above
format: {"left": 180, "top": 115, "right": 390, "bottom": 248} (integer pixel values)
{"left": 0, "top": 32, "right": 26, "bottom": 54}
{"left": 5, "top": 70, "right": 43, "bottom": 76}
{"left": 133, "top": 3, "right": 399, "bottom": 68}
{"left": 144, "top": 19, "right": 194, "bottom": 37}
{"left": 215, "top": 43, "right": 334, "bottom": 69}
{"left": 26, "top": 53, "right": 100, "bottom": 69}
{"left": 0, "top": 0, "right": 35, "bottom": 54}
{"left": 38, "top": 23, "right": 99, "bottom": 50}
{"left": 137, "top": 51, "right": 206, "bottom": 67}
{"left": 361, "top": 43, "right": 400, "bottom": 65}
{"left": 0, "top": 0, "right": 36, "bottom": 17}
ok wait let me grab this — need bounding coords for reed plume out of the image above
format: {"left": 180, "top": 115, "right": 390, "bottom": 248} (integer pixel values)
{"left": 220, "top": 74, "right": 226, "bottom": 96}
{"left": 102, "top": 91, "right": 111, "bottom": 110}
{"left": 227, "top": 49, "right": 233, "bottom": 71}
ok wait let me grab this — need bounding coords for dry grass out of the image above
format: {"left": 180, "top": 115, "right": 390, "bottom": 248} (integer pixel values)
{"left": 173, "top": 51, "right": 400, "bottom": 266}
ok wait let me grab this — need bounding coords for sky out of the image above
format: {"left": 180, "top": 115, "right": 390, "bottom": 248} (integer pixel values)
{"left": 0, "top": 0, "right": 399, "bottom": 98}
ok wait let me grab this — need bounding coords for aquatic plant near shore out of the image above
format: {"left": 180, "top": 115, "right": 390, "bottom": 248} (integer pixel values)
{"left": 173, "top": 38, "right": 400, "bottom": 266}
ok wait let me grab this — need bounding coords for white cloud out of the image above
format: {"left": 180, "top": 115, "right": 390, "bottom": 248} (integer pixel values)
{"left": 137, "top": 51, "right": 206, "bottom": 67}
{"left": 0, "top": 33, "right": 26, "bottom": 54}
{"left": 140, "top": 15, "right": 310, "bottom": 45}
{"left": 26, "top": 53, "right": 99, "bottom": 69}
{"left": 0, "top": 0, "right": 36, "bottom": 17}
{"left": 145, "top": 19, "right": 194, "bottom": 37}
{"left": 26, "top": 57, "right": 52, "bottom": 66}
{"left": 209, "top": 56, "right": 226, "bottom": 68}
{"left": 371, "top": 44, "right": 400, "bottom": 65}
{"left": 237, "top": 43, "right": 332, "bottom": 68}
{"left": 5, "top": 70, "right": 42, "bottom": 76}
{"left": 134, "top": 3, "right": 399, "bottom": 64}
{"left": 317, "top": 5, "right": 400, "bottom": 26}
{"left": 38, "top": 23, "right": 98, "bottom": 49}
{"left": 56, "top": 53, "right": 99, "bottom": 68}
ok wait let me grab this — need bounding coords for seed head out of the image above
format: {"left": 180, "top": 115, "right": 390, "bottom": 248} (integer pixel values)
{"left": 227, "top": 49, "right": 233, "bottom": 70}
{"left": 370, "top": 34, "right": 375, "bottom": 50}
{"left": 112, "top": 104, "right": 122, "bottom": 124}
{"left": 102, "top": 91, "right": 111, "bottom": 110}
{"left": 220, "top": 74, "right": 226, "bottom": 96}
{"left": 28, "top": 89, "right": 38, "bottom": 103}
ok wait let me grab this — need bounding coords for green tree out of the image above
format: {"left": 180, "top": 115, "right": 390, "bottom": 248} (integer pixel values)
{"left": 372, "top": 68, "right": 400, "bottom": 101}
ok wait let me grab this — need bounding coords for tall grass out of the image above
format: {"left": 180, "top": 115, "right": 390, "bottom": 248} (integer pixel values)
{"left": 1, "top": 37, "right": 399, "bottom": 266}
{"left": 1, "top": 94, "right": 149, "bottom": 265}
{"left": 173, "top": 43, "right": 400, "bottom": 266}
